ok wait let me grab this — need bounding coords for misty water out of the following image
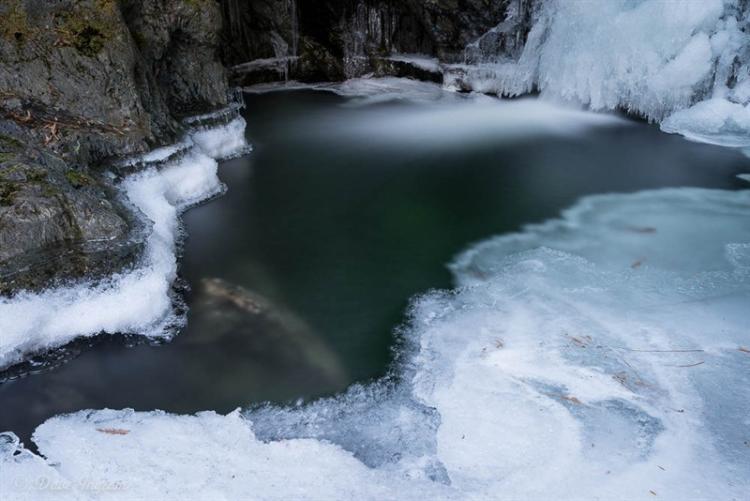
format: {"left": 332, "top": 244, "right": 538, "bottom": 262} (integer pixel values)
{"left": 1, "top": 89, "right": 748, "bottom": 444}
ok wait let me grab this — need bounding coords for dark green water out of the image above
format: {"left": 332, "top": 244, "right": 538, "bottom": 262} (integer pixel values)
{"left": 1, "top": 90, "right": 748, "bottom": 444}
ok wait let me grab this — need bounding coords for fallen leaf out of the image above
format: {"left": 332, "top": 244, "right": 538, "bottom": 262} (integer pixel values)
{"left": 545, "top": 393, "right": 583, "bottom": 405}
{"left": 96, "top": 428, "right": 130, "bottom": 435}
{"left": 562, "top": 395, "right": 582, "bottom": 405}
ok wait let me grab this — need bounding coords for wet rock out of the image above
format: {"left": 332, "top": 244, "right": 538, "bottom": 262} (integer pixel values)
{"left": 220, "top": 0, "right": 529, "bottom": 84}
{"left": 0, "top": 130, "right": 144, "bottom": 294}
{"left": 196, "top": 277, "right": 348, "bottom": 388}
{"left": 371, "top": 56, "right": 443, "bottom": 83}
{"left": 120, "top": 0, "right": 229, "bottom": 120}
{"left": 0, "top": 0, "right": 230, "bottom": 293}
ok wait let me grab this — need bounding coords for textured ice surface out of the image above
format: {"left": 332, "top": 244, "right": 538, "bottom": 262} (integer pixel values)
{"left": 332, "top": 77, "right": 464, "bottom": 105}
{"left": 456, "top": 0, "right": 750, "bottom": 146}
{"left": 3, "top": 187, "right": 748, "bottom": 500}
{"left": 0, "top": 118, "right": 250, "bottom": 369}
{"left": 661, "top": 98, "right": 750, "bottom": 147}
{"left": 244, "top": 77, "right": 465, "bottom": 104}
{"left": 387, "top": 54, "right": 441, "bottom": 73}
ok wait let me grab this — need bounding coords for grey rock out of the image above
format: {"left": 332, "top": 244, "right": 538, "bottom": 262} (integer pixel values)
{"left": 220, "top": 0, "right": 530, "bottom": 84}
{"left": 0, "top": 133, "right": 144, "bottom": 294}
{"left": 0, "top": 0, "right": 229, "bottom": 294}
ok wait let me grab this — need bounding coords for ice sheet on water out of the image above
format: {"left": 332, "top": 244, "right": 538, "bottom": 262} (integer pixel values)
{"left": 245, "top": 77, "right": 467, "bottom": 105}
{"left": 3, "top": 186, "right": 748, "bottom": 500}
{"left": 0, "top": 117, "right": 250, "bottom": 370}
{"left": 332, "top": 77, "right": 462, "bottom": 106}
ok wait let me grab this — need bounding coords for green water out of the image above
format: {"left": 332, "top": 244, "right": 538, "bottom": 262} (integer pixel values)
{"left": 1, "top": 90, "right": 747, "bottom": 444}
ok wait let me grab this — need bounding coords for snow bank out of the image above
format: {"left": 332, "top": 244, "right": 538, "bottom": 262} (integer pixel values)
{"left": 455, "top": 0, "right": 750, "bottom": 146}
{"left": 0, "top": 117, "right": 250, "bottom": 369}
{"left": 3, "top": 186, "right": 748, "bottom": 500}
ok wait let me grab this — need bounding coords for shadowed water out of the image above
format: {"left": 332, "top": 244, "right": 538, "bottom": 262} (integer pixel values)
{"left": 1, "top": 90, "right": 748, "bottom": 445}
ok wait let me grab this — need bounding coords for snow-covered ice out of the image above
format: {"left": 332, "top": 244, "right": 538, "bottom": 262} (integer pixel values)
{"left": 387, "top": 54, "right": 441, "bottom": 73}
{"left": 0, "top": 117, "right": 250, "bottom": 370}
{"left": 661, "top": 98, "right": 750, "bottom": 147}
{"left": 3, "top": 186, "right": 748, "bottom": 500}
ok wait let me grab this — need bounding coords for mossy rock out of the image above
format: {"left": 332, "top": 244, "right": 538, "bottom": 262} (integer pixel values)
{"left": 65, "top": 169, "right": 93, "bottom": 188}
{"left": 0, "top": 182, "right": 19, "bottom": 206}
{"left": 0, "top": 162, "right": 48, "bottom": 183}
{"left": 0, "top": 152, "right": 17, "bottom": 163}
{"left": 26, "top": 166, "right": 48, "bottom": 183}
{"left": 184, "top": 0, "right": 211, "bottom": 8}
{"left": 0, "top": 134, "right": 24, "bottom": 152}
{"left": 0, "top": 1, "right": 33, "bottom": 44}
{"left": 56, "top": 2, "right": 121, "bottom": 58}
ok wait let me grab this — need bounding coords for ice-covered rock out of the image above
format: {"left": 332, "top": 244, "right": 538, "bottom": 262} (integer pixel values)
{"left": 3, "top": 186, "right": 748, "bottom": 500}
{"left": 454, "top": 0, "right": 750, "bottom": 147}
{"left": 0, "top": 117, "right": 250, "bottom": 370}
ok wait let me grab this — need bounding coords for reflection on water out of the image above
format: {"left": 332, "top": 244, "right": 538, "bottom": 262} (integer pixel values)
{"left": 1, "top": 90, "right": 748, "bottom": 444}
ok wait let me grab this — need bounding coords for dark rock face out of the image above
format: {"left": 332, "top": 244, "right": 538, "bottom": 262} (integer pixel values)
{"left": 220, "top": 0, "right": 527, "bottom": 85}
{"left": 0, "top": 132, "right": 144, "bottom": 294}
{"left": 120, "top": 0, "right": 229, "bottom": 121}
{"left": 0, "top": 0, "right": 229, "bottom": 293}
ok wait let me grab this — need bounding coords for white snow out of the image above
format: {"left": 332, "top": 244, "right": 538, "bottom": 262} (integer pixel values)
{"left": 661, "top": 98, "right": 750, "bottom": 147}
{"left": 0, "top": 117, "right": 250, "bottom": 369}
{"left": 3, "top": 186, "right": 748, "bottom": 500}
{"left": 387, "top": 54, "right": 441, "bottom": 73}
{"left": 332, "top": 77, "right": 462, "bottom": 105}
{"left": 456, "top": 0, "right": 750, "bottom": 147}
{"left": 244, "top": 77, "right": 463, "bottom": 105}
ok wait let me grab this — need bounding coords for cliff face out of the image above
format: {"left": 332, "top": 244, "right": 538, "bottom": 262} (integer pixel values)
{"left": 220, "top": 0, "right": 525, "bottom": 85}
{"left": 0, "top": 0, "right": 532, "bottom": 293}
{"left": 0, "top": 0, "right": 229, "bottom": 293}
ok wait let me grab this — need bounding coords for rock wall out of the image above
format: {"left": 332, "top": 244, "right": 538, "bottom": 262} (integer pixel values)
{"left": 220, "top": 0, "right": 525, "bottom": 85}
{"left": 0, "top": 0, "right": 230, "bottom": 293}
{"left": 0, "top": 0, "right": 535, "bottom": 293}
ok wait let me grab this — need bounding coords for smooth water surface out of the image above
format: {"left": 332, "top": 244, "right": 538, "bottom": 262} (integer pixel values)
{"left": 1, "top": 90, "right": 748, "bottom": 444}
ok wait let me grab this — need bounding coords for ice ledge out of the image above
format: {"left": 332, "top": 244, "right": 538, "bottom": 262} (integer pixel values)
{"left": 3, "top": 187, "right": 748, "bottom": 501}
{"left": 0, "top": 113, "right": 251, "bottom": 371}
